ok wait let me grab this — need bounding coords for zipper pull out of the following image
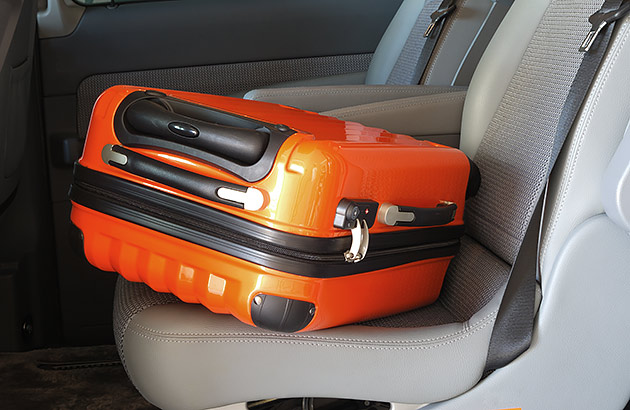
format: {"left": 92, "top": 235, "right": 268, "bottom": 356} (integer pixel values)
{"left": 333, "top": 199, "right": 379, "bottom": 263}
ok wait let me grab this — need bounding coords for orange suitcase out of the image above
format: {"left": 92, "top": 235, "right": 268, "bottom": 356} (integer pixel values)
{"left": 70, "top": 85, "right": 479, "bottom": 332}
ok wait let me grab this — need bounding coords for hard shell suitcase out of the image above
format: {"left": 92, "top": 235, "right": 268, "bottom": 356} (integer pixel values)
{"left": 70, "top": 85, "right": 479, "bottom": 332}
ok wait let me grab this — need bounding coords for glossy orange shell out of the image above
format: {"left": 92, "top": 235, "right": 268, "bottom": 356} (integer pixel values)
{"left": 72, "top": 203, "right": 452, "bottom": 331}
{"left": 72, "top": 85, "right": 470, "bottom": 331}
{"left": 79, "top": 85, "right": 469, "bottom": 237}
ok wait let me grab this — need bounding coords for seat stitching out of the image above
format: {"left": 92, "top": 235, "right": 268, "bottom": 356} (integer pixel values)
{"left": 126, "top": 310, "right": 497, "bottom": 344}
{"left": 125, "top": 311, "right": 495, "bottom": 350}
{"left": 329, "top": 93, "right": 466, "bottom": 117}
{"left": 248, "top": 86, "right": 465, "bottom": 100}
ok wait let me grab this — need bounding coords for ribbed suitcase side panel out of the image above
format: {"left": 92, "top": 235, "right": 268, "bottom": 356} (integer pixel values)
{"left": 73, "top": 203, "right": 453, "bottom": 332}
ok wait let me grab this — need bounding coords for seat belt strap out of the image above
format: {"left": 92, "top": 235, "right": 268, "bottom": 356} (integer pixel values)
{"left": 484, "top": 195, "right": 541, "bottom": 372}
{"left": 483, "top": 0, "right": 630, "bottom": 373}
{"left": 453, "top": 0, "right": 515, "bottom": 86}
{"left": 386, "top": 0, "right": 457, "bottom": 85}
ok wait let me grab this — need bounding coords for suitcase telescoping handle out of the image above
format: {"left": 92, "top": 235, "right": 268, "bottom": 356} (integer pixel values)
{"left": 124, "top": 98, "right": 270, "bottom": 166}
{"left": 102, "top": 144, "right": 264, "bottom": 211}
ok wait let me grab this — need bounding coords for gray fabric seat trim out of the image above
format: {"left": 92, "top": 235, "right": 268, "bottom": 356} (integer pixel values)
{"left": 465, "top": 0, "right": 601, "bottom": 264}
{"left": 362, "top": 234, "right": 509, "bottom": 327}
{"left": 369, "top": 0, "right": 601, "bottom": 327}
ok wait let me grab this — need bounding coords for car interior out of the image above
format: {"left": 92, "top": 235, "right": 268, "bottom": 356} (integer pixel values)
{"left": 2, "top": 0, "right": 630, "bottom": 409}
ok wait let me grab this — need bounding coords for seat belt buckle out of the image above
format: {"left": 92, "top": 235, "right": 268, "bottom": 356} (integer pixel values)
{"left": 580, "top": 1, "right": 630, "bottom": 52}
{"left": 424, "top": 3, "right": 457, "bottom": 38}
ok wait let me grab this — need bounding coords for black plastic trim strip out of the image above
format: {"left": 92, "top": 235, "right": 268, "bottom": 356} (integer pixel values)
{"left": 70, "top": 165, "right": 462, "bottom": 278}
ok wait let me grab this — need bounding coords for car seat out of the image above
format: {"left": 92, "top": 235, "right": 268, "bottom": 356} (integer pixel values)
{"left": 242, "top": 0, "right": 512, "bottom": 117}
{"left": 112, "top": 0, "right": 630, "bottom": 409}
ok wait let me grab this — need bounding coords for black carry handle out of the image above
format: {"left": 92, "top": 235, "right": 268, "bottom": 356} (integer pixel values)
{"left": 378, "top": 202, "right": 457, "bottom": 227}
{"left": 102, "top": 144, "right": 252, "bottom": 209}
{"left": 113, "top": 91, "right": 295, "bottom": 183}
{"left": 124, "top": 98, "right": 270, "bottom": 165}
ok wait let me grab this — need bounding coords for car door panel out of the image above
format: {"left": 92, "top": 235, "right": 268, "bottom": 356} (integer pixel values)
{"left": 0, "top": 0, "right": 62, "bottom": 352}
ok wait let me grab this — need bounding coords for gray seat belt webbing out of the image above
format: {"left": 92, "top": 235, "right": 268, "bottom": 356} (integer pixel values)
{"left": 484, "top": 0, "right": 630, "bottom": 373}
{"left": 386, "top": 0, "right": 457, "bottom": 85}
{"left": 453, "top": 0, "right": 514, "bottom": 86}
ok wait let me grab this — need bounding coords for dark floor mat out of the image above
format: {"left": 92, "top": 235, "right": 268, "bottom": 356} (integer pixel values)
{"left": 0, "top": 345, "right": 156, "bottom": 410}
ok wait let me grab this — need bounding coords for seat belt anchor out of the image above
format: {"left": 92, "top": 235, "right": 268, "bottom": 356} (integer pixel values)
{"left": 580, "top": 1, "right": 630, "bottom": 52}
{"left": 424, "top": 2, "right": 457, "bottom": 38}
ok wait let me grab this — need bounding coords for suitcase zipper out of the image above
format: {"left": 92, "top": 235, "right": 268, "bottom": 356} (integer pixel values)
{"left": 71, "top": 166, "right": 461, "bottom": 278}
{"left": 101, "top": 144, "right": 463, "bottom": 265}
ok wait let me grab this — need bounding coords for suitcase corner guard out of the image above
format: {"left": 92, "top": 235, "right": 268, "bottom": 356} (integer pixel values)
{"left": 250, "top": 294, "right": 316, "bottom": 333}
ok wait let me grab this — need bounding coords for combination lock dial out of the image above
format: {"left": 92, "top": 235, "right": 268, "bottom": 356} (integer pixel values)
{"left": 333, "top": 199, "right": 379, "bottom": 229}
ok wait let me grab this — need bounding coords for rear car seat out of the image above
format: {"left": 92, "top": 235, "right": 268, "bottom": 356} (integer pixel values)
{"left": 111, "top": 0, "right": 630, "bottom": 409}
{"left": 243, "top": 0, "right": 513, "bottom": 146}
{"left": 242, "top": 0, "right": 511, "bottom": 117}
{"left": 249, "top": 0, "right": 509, "bottom": 87}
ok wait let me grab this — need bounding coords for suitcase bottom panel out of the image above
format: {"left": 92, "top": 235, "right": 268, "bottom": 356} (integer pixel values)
{"left": 71, "top": 203, "right": 453, "bottom": 332}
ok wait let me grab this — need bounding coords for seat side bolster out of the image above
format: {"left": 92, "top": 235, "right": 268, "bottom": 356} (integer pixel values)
{"left": 602, "top": 119, "right": 630, "bottom": 233}
{"left": 424, "top": 216, "right": 630, "bottom": 410}
{"left": 540, "top": 17, "right": 630, "bottom": 279}
{"left": 460, "top": 0, "right": 549, "bottom": 159}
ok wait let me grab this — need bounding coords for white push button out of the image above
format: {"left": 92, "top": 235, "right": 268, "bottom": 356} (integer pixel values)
{"left": 216, "top": 186, "right": 265, "bottom": 211}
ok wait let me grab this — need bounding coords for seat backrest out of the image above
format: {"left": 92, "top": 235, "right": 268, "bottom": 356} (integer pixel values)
{"left": 435, "top": 0, "right": 630, "bottom": 323}
{"left": 460, "top": 0, "right": 623, "bottom": 267}
{"left": 366, "top": 0, "right": 499, "bottom": 86}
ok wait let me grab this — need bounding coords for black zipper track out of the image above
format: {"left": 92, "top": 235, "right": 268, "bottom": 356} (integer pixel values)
{"left": 70, "top": 165, "right": 461, "bottom": 278}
